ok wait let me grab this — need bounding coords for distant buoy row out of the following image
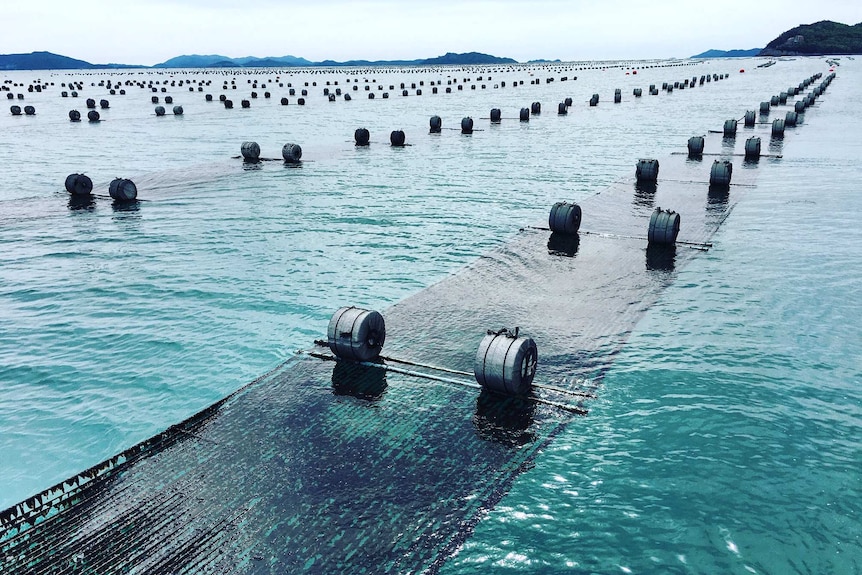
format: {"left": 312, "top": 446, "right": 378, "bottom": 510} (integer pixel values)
{"left": 64, "top": 174, "right": 138, "bottom": 201}
{"left": 326, "top": 306, "right": 537, "bottom": 396}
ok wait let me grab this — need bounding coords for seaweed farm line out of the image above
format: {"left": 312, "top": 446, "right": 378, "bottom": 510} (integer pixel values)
{"left": 1, "top": 57, "right": 860, "bottom": 574}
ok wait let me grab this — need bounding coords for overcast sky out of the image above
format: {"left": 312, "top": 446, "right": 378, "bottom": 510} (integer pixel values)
{"left": 5, "top": 1, "right": 860, "bottom": 65}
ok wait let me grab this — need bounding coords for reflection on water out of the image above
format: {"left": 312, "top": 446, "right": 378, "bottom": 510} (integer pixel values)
{"left": 473, "top": 390, "right": 536, "bottom": 447}
{"left": 546, "top": 232, "right": 579, "bottom": 258}
{"left": 67, "top": 195, "right": 96, "bottom": 211}
{"left": 331, "top": 361, "right": 387, "bottom": 400}
{"left": 241, "top": 160, "right": 262, "bottom": 171}
{"left": 768, "top": 138, "right": 784, "bottom": 155}
{"left": 706, "top": 184, "right": 730, "bottom": 214}
{"left": 645, "top": 243, "right": 676, "bottom": 272}
{"left": 111, "top": 200, "right": 141, "bottom": 214}
{"left": 633, "top": 181, "right": 657, "bottom": 209}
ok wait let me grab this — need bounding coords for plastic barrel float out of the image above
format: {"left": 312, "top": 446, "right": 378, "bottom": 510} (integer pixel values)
{"left": 474, "top": 327, "right": 537, "bottom": 396}
{"left": 327, "top": 307, "right": 386, "bottom": 362}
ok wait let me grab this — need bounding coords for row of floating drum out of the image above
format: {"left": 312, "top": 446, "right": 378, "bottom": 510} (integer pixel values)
{"left": 735, "top": 72, "right": 833, "bottom": 138}
{"left": 327, "top": 306, "right": 538, "bottom": 397}
{"left": 240, "top": 141, "right": 303, "bottom": 163}
{"left": 64, "top": 174, "right": 138, "bottom": 201}
{"left": 548, "top": 198, "right": 681, "bottom": 247}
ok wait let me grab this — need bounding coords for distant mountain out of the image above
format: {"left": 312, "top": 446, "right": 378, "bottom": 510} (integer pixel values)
{"left": 759, "top": 20, "right": 862, "bottom": 56}
{"left": 154, "top": 51, "right": 516, "bottom": 68}
{"left": 0, "top": 51, "right": 142, "bottom": 70}
{"left": 691, "top": 48, "right": 761, "bottom": 58}
{"left": 0, "top": 50, "right": 519, "bottom": 71}
{"left": 154, "top": 54, "right": 315, "bottom": 68}
{"left": 420, "top": 52, "right": 517, "bottom": 65}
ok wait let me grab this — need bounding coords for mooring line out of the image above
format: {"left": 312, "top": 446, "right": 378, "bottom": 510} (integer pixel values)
{"left": 313, "top": 341, "right": 595, "bottom": 399}
{"left": 300, "top": 350, "right": 587, "bottom": 415}
{"left": 525, "top": 226, "right": 712, "bottom": 249}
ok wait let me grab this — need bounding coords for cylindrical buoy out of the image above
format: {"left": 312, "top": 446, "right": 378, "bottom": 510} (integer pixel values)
{"left": 86, "top": 98, "right": 96, "bottom": 109}
{"left": 633, "top": 88, "right": 642, "bottom": 97}
{"left": 327, "top": 307, "right": 386, "bottom": 362}
{"left": 154, "top": 105, "right": 165, "bottom": 116}
{"left": 429, "top": 115, "right": 442, "bottom": 133}
{"left": 224, "top": 99, "right": 233, "bottom": 109}
{"left": 390, "top": 130, "right": 406, "bottom": 146}
{"left": 647, "top": 207, "right": 680, "bottom": 245}
{"left": 772, "top": 118, "right": 785, "bottom": 137}
{"left": 10, "top": 105, "right": 22, "bottom": 115}
{"left": 589, "top": 94, "right": 598, "bottom": 106}
{"left": 490, "top": 108, "right": 501, "bottom": 123}
{"left": 87, "top": 110, "right": 100, "bottom": 122}
{"left": 760, "top": 101, "right": 771, "bottom": 113}
{"left": 744, "top": 136, "right": 761, "bottom": 160}
{"left": 461, "top": 117, "right": 473, "bottom": 134}
{"left": 519, "top": 107, "right": 529, "bottom": 122}
{"left": 240, "top": 141, "right": 261, "bottom": 161}
{"left": 688, "top": 136, "right": 704, "bottom": 157}
{"left": 165, "top": 96, "right": 173, "bottom": 104}
{"left": 614, "top": 90, "right": 622, "bottom": 103}
{"left": 635, "top": 159, "right": 659, "bottom": 182}
{"left": 744, "top": 110, "right": 756, "bottom": 127}
{"left": 69, "top": 109, "right": 81, "bottom": 122}
{"left": 531, "top": 101, "right": 541, "bottom": 114}
{"left": 785, "top": 111, "right": 798, "bottom": 127}
{"left": 64, "top": 173, "right": 93, "bottom": 196}
{"left": 172, "top": 105, "right": 183, "bottom": 115}
{"left": 282, "top": 143, "right": 302, "bottom": 163}
{"left": 99, "top": 99, "right": 109, "bottom": 109}
{"left": 241, "top": 99, "right": 250, "bottom": 108}
{"left": 794, "top": 100, "right": 805, "bottom": 113}
{"left": 548, "top": 201, "right": 582, "bottom": 235}
{"left": 474, "top": 328, "right": 537, "bottom": 396}
{"left": 557, "top": 102, "right": 567, "bottom": 115}
{"left": 151, "top": 96, "right": 159, "bottom": 104}
{"left": 709, "top": 159, "right": 733, "bottom": 186}
{"left": 354, "top": 127, "right": 370, "bottom": 146}
{"left": 23, "top": 105, "right": 35, "bottom": 115}
{"left": 109, "top": 178, "right": 137, "bottom": 201}
{"left": 723, "top": 119, "right": 737, "bottom": 137}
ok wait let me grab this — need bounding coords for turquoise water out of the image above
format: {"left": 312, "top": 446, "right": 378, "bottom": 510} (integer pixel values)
{"left": 1, "top": 58, "right": 859, "bottom": 573}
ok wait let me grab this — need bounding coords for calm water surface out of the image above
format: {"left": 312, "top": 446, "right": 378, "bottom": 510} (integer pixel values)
{"left": 1, "top": 57, "right": 859, "bottom": 573}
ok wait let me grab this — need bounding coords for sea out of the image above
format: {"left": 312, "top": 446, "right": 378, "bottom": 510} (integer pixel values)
{"left": 0, "top": 57, "right": 859, "bottom": 574}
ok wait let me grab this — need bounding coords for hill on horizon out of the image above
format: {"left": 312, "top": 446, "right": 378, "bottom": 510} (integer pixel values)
{"left": 760, "top": 20, "right": 862, "bottom": 55}
{"left": 0, "top": 50, "right": 519, "bottom": 71}
{"left": 690, "top": 48, "right": 761, "bottom": 58}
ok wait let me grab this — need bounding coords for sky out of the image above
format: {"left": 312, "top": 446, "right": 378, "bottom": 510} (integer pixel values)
{"left": 4, "top": 0, "right": 860, "bottom": 65}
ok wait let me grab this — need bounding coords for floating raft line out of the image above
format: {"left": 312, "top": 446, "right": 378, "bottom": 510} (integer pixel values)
{"left": 1, "top": 72, "right": 831, "bottom": 574}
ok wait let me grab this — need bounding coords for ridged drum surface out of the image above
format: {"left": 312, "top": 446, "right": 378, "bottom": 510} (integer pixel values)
{"left": 474, "top": 332, "right": 538, "bottom": 396}
{"left": 327, "top": 307, "right": 385, "bottom": 362}
{"left": 548, "top": 202, "right": 582, "bottom": 234}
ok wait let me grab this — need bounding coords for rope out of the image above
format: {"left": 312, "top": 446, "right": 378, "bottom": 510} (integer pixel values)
{"left": 300, "top": 350, "right": 587, "bottom": 415}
